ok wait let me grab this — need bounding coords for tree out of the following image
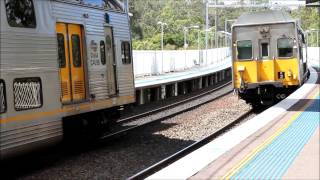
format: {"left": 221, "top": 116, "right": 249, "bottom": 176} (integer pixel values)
{"left": 129, "top": 0, "right": 320, "bottom": 50}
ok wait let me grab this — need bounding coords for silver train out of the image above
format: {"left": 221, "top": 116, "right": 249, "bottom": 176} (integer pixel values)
{"left": 0, "top": 0, "right": 135, "bottom": 158}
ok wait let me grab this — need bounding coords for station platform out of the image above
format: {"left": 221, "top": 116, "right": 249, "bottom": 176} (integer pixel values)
{"left": 134, "top": 58, "right": 231, "bottom": 89}
{"left": 147, "top": 67, "right": 319, "bottom": 180}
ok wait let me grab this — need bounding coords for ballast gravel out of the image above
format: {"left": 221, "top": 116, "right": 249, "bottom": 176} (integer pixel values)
{"left": 7, "top": 93, "right": 252, "bottom": 180}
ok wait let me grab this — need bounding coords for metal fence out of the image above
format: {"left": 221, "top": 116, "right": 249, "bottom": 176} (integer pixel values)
{"left": 133, "top": 47, "right": 231, "bottom": 77}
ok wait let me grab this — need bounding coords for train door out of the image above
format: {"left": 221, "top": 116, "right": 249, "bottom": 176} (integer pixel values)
{"left": 104, "top": 26, "right": 117, "bottom": 95}
{"left": 258, "top": 39, "right": 275, "bottom": 82}
{"left": 56, "top": 23, "right": 86, "bottom": 103}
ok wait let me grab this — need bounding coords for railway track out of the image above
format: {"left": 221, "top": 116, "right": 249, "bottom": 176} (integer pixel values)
{"left": 100, "top": 81, "right": 233, "bottom": 140}
{"left": 128, "top": 109, "right": 254, "bottom": 180}
{"left": 2, "top": 79, "right": 242, "bottom": 179}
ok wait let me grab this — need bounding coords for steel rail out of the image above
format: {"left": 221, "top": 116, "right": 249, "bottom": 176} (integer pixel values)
{"left": 119, "top": 81, "right": 232, "bottom": 124}
{"left": 100, "top": 80, "right": 232, "bottom": 140}
{"left": 127, "top": 109, "right": 253, "bottom": 180}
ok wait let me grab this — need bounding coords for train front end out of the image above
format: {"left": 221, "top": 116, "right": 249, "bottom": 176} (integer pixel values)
{"left": 231, "top": 11, "right": 309, "bottom": 106}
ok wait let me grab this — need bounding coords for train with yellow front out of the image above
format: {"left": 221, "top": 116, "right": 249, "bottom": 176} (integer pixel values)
{"left": 232, "top": 10, "right": 310, "bottom": 106}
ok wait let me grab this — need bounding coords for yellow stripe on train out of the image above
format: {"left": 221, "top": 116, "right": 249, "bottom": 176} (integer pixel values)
{"left": 233, "top": 58, "right": 300, "bottom": 89}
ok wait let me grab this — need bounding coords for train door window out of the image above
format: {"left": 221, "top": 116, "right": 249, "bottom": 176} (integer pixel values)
{"left": 0, "top": 80, "right": 6, "bottom": 114}
{"left": 57, "top": 33, "right": 66, "bottom": 68}
{"left": 56, "top": 23, "right": 86, "bottom": 103}
{"left": 261, "top": 43, "right": 269, "bottom": 58}
{"left": 100, "top": 41, "right": 106, "bottom": 65}
{"left": 278, "top": 38, "right": 293, "bottom": 58}
{"left": 237, "top": 40, "right": 252, "bottom": 60}
{"left": 71, "top": 35, "right": 82, "bottom": 67}
{"left": 5, "top": 0, "right": 36, "bottom": 28}
{"left": 121, "top": 42, "right": 131, "bottom": 64}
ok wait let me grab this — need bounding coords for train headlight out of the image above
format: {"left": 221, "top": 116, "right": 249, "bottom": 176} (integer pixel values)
{"left": 238, "top": 66, "right": 245, "bottom": 72}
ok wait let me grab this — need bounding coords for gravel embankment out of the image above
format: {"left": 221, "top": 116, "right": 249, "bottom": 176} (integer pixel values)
{"left": 4, "top": 93, "right": 252, "bottom": 180}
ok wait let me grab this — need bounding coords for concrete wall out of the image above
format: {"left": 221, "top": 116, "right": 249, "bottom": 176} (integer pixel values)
{"left": 133, "top": 47, "right": 231, "bottom": 77}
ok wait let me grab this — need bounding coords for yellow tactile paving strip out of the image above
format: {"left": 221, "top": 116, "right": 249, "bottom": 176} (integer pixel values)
{"left": 190, "top": 86, "right": 319, "bottom": 179}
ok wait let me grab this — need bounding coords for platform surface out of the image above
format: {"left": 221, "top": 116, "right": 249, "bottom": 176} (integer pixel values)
{"left": 147, "top": 67, "right": 319, "bottom": 180}
{"left": 135, "top": 58, "right": 231, "bottom": 88}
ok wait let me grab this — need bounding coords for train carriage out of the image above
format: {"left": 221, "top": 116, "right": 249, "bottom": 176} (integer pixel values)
{"left": 0, "top": 0, "right": 135, "bottom": 158}
{"left": 232, "top": 10, "right": 310, "bottom": 106}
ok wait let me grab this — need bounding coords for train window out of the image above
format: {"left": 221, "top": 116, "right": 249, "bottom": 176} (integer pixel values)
{"left": 5, "top": 0, "right": 36, "bottom": 28}
{"left": 105, "top": 0, "right": 124, "bottom": 11}
{"left": 121, "top": 42, "right": 131, "bottom": 64}
{"left": 237, "top": 40, "right": 252, "bottom": 60}
{"left": 100, "top": 41, "right": 106, "bottom": 65}
{"left": 278, "top": 38, "right": 293, "bottom": 58}
{"left": 261, "top": 43, "right": 269, "bottom": 58}
{"left": 0, "top": 80, "right": 7, "bottom": 114}
{"left": 13, "top": 77, "right": 43, "bottom": 111}
{"left": 57, "top": 33, "right": 66, "bottom": 68}
{"left": 71, "top": 35, "right": 82, "bottom": 67}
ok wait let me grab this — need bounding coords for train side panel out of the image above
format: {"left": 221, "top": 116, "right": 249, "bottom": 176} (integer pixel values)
{"left": 51, "top": 1, "right": 135, "bottom": 105}
{"left": 0, "top": 0, "right": 63, "bottom": 158}
{"left": 108, "top": 12, "right": 135, "bottom": 98}
{"left": 0, "top": 0, "right": 135, "bottom": 159}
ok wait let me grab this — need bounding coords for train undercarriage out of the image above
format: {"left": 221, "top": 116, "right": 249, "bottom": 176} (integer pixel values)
{"left": 238, "top": 85, "right": 299, "bottom": 107}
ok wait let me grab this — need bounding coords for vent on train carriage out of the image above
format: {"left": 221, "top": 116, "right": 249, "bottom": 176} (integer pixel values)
{"left": 13, "top": 77, "right": 43, "bottom": 111}
{"left": 61, "top": 82, "right": 69, "bottom": 97}
{"left": 0, "top": 79, "right": 6, "bottom": 113}
{"left": 74, "top": 80, "right": 85, "bottom": 95}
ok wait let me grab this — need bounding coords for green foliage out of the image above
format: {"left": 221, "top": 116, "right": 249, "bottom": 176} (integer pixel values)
{"left": 130, "top": 1, "right": 320, "bottom": 50}
{"left": 291, "top": 7, "right": 320, "bottom": 46}
{"left": 130, "top": 0, "right": 204, "bottom": 50}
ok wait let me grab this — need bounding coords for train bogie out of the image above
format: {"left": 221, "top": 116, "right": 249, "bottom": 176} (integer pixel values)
{"left": 0, "top": 0, "right": 134, "bottom": 159}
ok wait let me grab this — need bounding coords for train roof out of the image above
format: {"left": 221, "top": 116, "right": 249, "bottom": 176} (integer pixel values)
{"left": 54, "top": 0, "right": 125, "bottom": 12}
{"left": 233, "top": 10, "right": 295, "bottom": 27}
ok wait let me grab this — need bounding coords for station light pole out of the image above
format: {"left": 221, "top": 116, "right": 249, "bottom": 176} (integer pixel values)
{"left": 183, "top": 27, "right": 188, "bottom": 50}
{"left": 196, "top": 28, "right": 200, "bottom": 52}
{"left": 183, "top": 25, "right": 200, "bottom": 49}
{"left": 183, "top": 25, "right": 200, "bottom": 64}
{"left": 224, "top": 19, "right": 236, "bottom": 47}
{"left": 190, "top": 25, "right": 200, "bottom": 64}
{"left": 157, "top": 21, "right": 167, "bottom": 51}
{"left": 205, "top": 26, "right": 215, "bottom": 48}
{"left": 158, "top": 21, "right": 167, "bottom": 73}
{"left": 205, "top": 0, "right": 209, "bottom": 50}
